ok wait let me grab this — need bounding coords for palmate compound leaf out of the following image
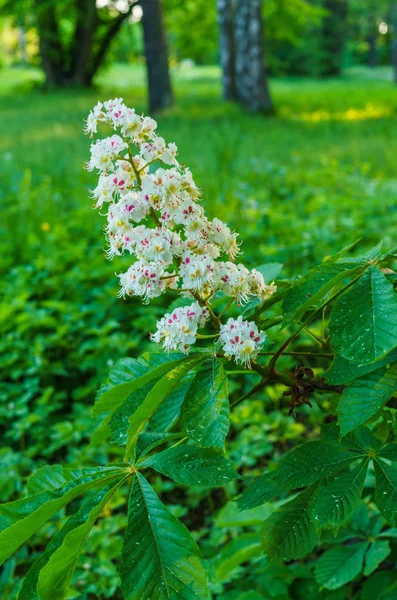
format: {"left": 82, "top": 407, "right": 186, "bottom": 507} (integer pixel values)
{"left": 124, "top": 355, "right": 207, "bottom": 461}
{"left": 374, "top": 459, "right": 397, "bottom": 526}
{"left": 329, "top": 266, "right": 397, "bottom": 366}
{"left": 309, "top": 459, "right": 369, "bottom": 527}
{"left": 261, "top": 484, "right": 320, "bottom": 561}
{"left": 19, "top": 476, "right": 128, "bottom": 600}
{"left": 314, "top": 542, "right": 369, "bottom": 590}
{"left": 181, "top": 357, "right": 230, "bottom": 450}
{"left": 283, "top": 260, "right": 366, "bottom": 323}
{"left": 120, "top": 473, "right": 210, "bottom": 600}
{"left": 237, "top": 472, "right": 285, "bottom": 511}
{"left": 0, "top": 466, "right": 127, "bottom": 566}
{"left": 275, "top": 440, "right": 364, "bottom": 489}
{"left": 139, "top": 445, "right": 238, "bottom": 487}
{"left": 337, "top": 364, "right": 397, "bottom": 436}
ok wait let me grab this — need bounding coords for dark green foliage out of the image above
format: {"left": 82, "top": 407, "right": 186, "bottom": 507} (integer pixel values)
{"left": 2, "top": 67, "right": 397, "bottom": 599}
{"left": 120, "top": 473, "right": 209, "bottom": 600}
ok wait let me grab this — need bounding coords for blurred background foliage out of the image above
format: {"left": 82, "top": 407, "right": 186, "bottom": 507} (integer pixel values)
{"left": 1, "top": 0, "right": 397, "bottom": 598}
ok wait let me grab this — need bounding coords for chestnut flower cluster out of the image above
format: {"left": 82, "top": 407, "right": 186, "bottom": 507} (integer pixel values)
{"left": 85, "top": 99, "right": 276, "bottom": 366}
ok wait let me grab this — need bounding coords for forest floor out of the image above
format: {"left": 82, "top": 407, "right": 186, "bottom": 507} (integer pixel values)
{"left": 1, "top": 62, "right": 397, "bottom": 599}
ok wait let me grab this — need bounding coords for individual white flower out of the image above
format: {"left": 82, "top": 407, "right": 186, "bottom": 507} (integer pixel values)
{"left": 118, "top": 260, "right": 173, "bottom": 303}
{"left": 209, "top": 218, "right": 239, "bottom": 259}
{"left": 120, "top": 108, "right": 143, "bottom": 140}
{"left": 119, "top": 191, "right": 150, "bottom": 223}
{"left": 162, "top": 142, "right": 178, "bottom": 166}
{"left": 219, "top": 316, "right": 266, "bottom": 367}
{"left": 179, "top": 252, "right": 214, "bottom": 292}
{"left": 181, "top": 167, "right": 201, "bottom": 199}
{"left": 151, "top": 302, "right": 208, "bottom": 353}
{"left": 103, "top": 98, "right": 127, "bottom": 127}
{"left": 84, "top": 101, "right": 105, "bottom": 136}
{"left": 134, "top": 227, "right": 176, "bottom": 263}
{"left": 140, "top": 137, "right": 166, "bottom": 163}
{"left": 87, "top": 135, "right": 127, "bottom": 172}
{"left": 141, "top": 116, "right": 158, "bottom": 138}
{"left": 214, "top": 262, "right": 252, "bottom": 304}
{"left": 90, "top": 173, "right": 117, "bottom": 208}
{"left": 249, "top": 270, "right": 277, "bottom": 301}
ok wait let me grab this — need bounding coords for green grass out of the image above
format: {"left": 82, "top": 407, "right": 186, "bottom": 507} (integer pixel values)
{"left": 2, "top": 62, "right": 397, "bottom": 276}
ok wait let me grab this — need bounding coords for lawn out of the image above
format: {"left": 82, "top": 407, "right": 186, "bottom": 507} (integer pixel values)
{"left": 1, "top": 63, "right": 397, "bottom": 598}
{"left": 1, "top": 63, "right": 397, "bottom": 270}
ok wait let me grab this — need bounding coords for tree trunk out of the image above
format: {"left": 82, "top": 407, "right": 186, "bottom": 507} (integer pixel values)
{"left": 217, "top": 0, "right": 237, "bottom": 100}
{"left": 68, "top": 0, "right": 98, "bottom": 86}
{"left": 140, "top": 0, "right": 174, "bottom": 112}
{"left": 320, "top": 0, "right": 348, "bottom": 77}
{"left": 234, "top": 0, "right": 273, "bottom": 114}
{"left": 392, "top": 1, "right": 397, "bottom": 83}
{"left": 34, "top": 0, "right": 133, "bottom": 88}
{"left": 34, "top": 0, "right": 65, "bottom": 86}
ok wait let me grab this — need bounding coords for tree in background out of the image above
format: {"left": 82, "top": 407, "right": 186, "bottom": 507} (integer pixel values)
{"left": 217, "top": 0, "right": 236, "bottom": 100}
{"left": 235, "top": 0, "right": 273, "bottom": 113}
{"left": 217, "top": 0, "right": 273, "bottom": 113}
{"left": 140, "top": 0, "right": 173, "bottom": 112}
{"left": 319, "top": 0, "right": 348, "bottom": 76}
{"left": 0, "top": 0, "right": 173, "bottom": 110}
{"left": 32, "top": 0, "right": 137, "bottom": 87}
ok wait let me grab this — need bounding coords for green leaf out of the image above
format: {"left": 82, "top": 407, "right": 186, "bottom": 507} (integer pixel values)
{"left": 325, "top": 348, "right": 397, "bottom": 386}
{"left": 109, "top": 378, "right": 161, "bottom": 447}
{"left": 90, "top": 355, "right": 189, "bottom": 446}
{"left": 261, "top": 485, "right": 320, "bottom": 561}
{"left": 150, "top": 371, "right": 195, "bottom": 432}
{"left": 237, "top": 472, "right": 285, "bottom": 510}
{"left": 255, "top": 262, "right": 283, "bottom": 282}
{"left": 216, "top": 501, "right": 273, "bottom": 528}
{"left": 140, "top": 446, "right": 237, "bottom": 487}
{"left": 25, "top": 465, "right": 105, "bottom": 496}
{"left": 337, "top": 365, "right": 397, "bottom": 436}
{"left": 374, "top": 460, "right": 397, "bottom": 526}
{"left": 329, "top": 266, "right": 397, "bottom": 365}
{"left": 0, "top": 466, "right": 126, "bottom": 565}
{"left": 379, "top": 443, "right": 397, "bottom": 462}
{"left": 314, "top": 542, "right": 368, "bottom": 590}
{"left": 19, "top": 477, "right": 126, "bottom": 599}
{"left": 310, "top": 460, "right": 369, "bottom": 527}
{"left": 92, "top": 355, "right": 188, "bottom": 418}
{"left": 276, "top": 441, "right": 363, "bottom": 488}
{"left": 124, "top": 355, "right": 206, "bottom": 460}
{"left": 213, "top": 533, "right": 262, "bottom": 584}
{"left": 120, "top": 473, "right": 209, "bottom": 600}
{"left": 283, "top": 261, "right": 365, "bottom": 323}
{"left": 181, "top": 358, "right": 230, "bottom": 450}
{"left": 364, "top": 541, "right": 391, "bottom": 576}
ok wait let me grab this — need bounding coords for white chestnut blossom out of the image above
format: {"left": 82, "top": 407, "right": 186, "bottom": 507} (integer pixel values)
{"left": 85, "top": 99, "right": 275, "bottom": 363}
{"left": 220, "top": 317, "right": 266, "bottom": 368}
{"left": 118, "top": 260, "right": 176, "bottom": 303}
{"left": 151, "top": 302, "right": 209, "bottom": 353}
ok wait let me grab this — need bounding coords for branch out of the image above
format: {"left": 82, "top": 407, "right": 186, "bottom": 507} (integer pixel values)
{"left": 88, "top": 1, "right": 136, "bottom": 80}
